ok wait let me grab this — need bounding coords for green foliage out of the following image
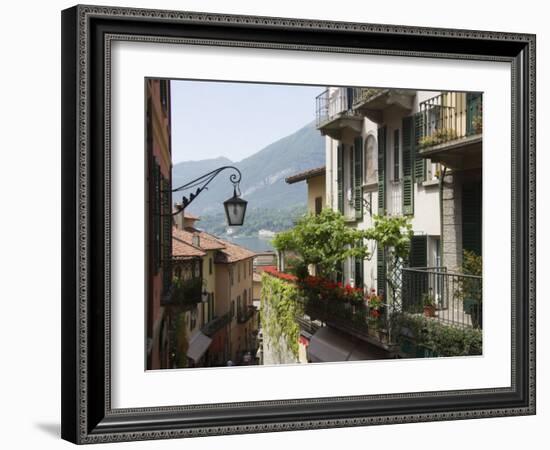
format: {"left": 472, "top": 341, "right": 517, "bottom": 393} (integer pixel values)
{"left": 171, "top": 277, "right": 203, "bottom": 307}
{"left": 260, "top": 273, "right": 303, "bottom": 358}
{"left": 463, "top": 250, "right": 482, "bottom": 276}
{"left": 363, "top": 215, "right": 413, "bottom": 261}
{"left": 457, "top": 250, "right": 483, "bottom": 328}
{"left": 272, "top": 209, "right": 370, "bottom": 279}
{"left": 418, "top": 128, "right": 458, "bottom": 148}
{"left": 392, "top": 314, "right": 482, "bottom": 357}
{"left": 364, "top": 215, "right": 413, "bottom": 304}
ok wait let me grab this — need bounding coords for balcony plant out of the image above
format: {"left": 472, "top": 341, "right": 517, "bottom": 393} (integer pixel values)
{"left": 471, "top": 115, "right": 483, "bottom": 134}
{"left": 458, "top": 250, "right": 483, "bottom": 329}
{"left": 419, "top": 128, "right": 458, "bottom": 148}
{"left": 171, "top": 276, "right": 203, "bottom": 308}
{"left": 422, "top": 291, "right": 436, "bottom": 317}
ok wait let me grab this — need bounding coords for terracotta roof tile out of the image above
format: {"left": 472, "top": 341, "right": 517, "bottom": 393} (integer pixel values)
{"left": 214, "top": 240, "right": 256, "bottom": 264}
{"left": 172, "top": 234, "right": 206, "bottom": 259}
{"left": 172, "top": 227, "right": 226, "bottom": 250}
{"left": 172, "top": 226, "right": 256, "bottom": 263}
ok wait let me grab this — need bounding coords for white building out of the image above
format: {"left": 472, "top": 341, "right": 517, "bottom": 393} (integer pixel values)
{"left": 316, "top": 87, "right": 448, "bottom": 295}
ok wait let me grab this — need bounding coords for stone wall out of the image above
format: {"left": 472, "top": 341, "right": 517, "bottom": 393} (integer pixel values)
{"left": 441, "top": 172, "right": 463, "bottom": 273}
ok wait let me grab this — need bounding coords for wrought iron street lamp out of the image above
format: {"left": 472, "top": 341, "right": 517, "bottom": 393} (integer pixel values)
{"left": 223, "top": 187, "right": 247, "bottom": 226}
{"left": 171, "top": 165, "right": 247, "bottom": 226}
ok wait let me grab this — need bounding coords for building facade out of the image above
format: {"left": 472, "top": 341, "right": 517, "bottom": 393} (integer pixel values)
{"left": 317, "top": 87, "right": 482, "bottom": 328}
{"left": 146, "top": 78, "right": 172, "bottom": 370}
{"left": 172, "top": 216, "right": 258, "bottom": 367}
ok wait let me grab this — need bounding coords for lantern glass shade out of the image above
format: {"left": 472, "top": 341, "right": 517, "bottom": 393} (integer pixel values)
{"left": 223, "top": 194, "right": 247, "bottom": 226}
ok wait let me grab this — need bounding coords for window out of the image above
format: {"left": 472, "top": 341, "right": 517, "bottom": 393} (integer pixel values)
{"left": 209, "top": 257, "right": 212, "bottom": 275}
{"left": 364, "top": 135, "right": 377, "bottom": 185}
{"left": 231, "top": 300, "right": 235, "bottom": 318}
{"left": 194, "top": 261, "right": 200, "bottom": 278}
{"left": 230, "top": 267, "right": 234, "bottom": 286}
{"left": 315, "top": 196, "right": 323, "bottom": 215}
{"left": 238, "top": 263, "right": 241, "bottom": 283}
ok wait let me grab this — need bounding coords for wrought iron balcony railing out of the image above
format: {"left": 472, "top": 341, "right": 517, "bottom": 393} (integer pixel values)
{"left": 351, "top": 87, "right": 384, "bottom": 107}
{"left": 401, "top": 267, "right": 482, "bottom": 329}
{"left": 315, "top": 88, "right": 354, "bottom": 127}
{"left": 169, "top": 276, "right": 203, "bottom": 308}
{"left": 237, "top": 305, "right": 255, "bottom": 324}
{"left": 417, "top": 92, "right": 482, "bottom": 150}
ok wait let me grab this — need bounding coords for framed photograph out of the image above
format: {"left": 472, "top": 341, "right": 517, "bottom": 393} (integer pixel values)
{"left": 61, "top": 5, "right": 536, "bottom": 444}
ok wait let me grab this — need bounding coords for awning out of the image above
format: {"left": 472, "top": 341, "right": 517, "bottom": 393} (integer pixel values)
{"left": 307, "top": 327, "right": 386, "bottom": 363}
{"left": 186, "top": 331, "right": 212, "bottom": 362}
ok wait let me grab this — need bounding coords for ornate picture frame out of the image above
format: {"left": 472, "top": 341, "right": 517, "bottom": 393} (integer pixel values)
{"left": 61, "top": 5, "right": 536, "bottom": 444}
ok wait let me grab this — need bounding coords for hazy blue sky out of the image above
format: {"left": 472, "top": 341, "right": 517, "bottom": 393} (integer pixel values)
{"left": 170, "top": 80, "right": 324, "bottom": 164}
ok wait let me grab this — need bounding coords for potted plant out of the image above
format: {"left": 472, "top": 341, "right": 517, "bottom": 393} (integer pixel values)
{"left": 422, "top": 292, "right": 436, "bottom": 318}
{"left": 459, "top": 251, "right": 482, "bottom": 329}
{"left": 471, "top": 114, "right": 483, "bottom": 134}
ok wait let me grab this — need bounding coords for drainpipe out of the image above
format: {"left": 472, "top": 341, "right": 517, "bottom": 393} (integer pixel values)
{"left": 439, "top": 166, "right": 447, "bottom": 267}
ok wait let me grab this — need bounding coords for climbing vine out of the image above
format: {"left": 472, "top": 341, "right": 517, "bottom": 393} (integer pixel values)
{"left": 260, "top": 273, "right": 303, "bottom": 359}
{"left": 174, "top": 312, "right": 189, "bottom": 368}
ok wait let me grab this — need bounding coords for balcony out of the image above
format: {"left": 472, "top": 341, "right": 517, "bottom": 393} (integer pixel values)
{"left": 201, "top": 311, "right": 232, "bottom": 337}
{"left": 315, "top": 88, "right": 362, "bottom": 139}
{"left": 400, "top": 267, "right": 482, "bottom": 329}
{"left": 237, "top": 305, "right": 255, "bottom": 324}
{"left": 166, "top": 276, "right": 203, "bottom": 308}
{"left": 417, "top": 92, "right": 482, "bottom": 170}
{"left": 352, "top": 88, "right": 415, "bottom": 124}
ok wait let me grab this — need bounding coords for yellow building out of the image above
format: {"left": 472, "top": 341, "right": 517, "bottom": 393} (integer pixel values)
{"left": 172, "top": 215, "right": 257, "bottom": 367}
{"left": 285, "top": 166, "right": 326, "bottom": 215}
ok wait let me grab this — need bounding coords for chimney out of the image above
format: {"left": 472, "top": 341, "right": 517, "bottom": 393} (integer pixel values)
{"left": 192, "top": 232, "right": 200, "bottom": 248}
{"left": 173, "top": 203, "right": 184, "bottom": 229}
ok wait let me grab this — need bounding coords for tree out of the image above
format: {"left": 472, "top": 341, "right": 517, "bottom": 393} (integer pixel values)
{"left": 272, "top": 209, "right": 370, "bottom": 279}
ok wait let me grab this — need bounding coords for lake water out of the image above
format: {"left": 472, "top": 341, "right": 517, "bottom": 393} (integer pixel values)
{"left": 224, "top": 235, "right": 275, "bottom": 253}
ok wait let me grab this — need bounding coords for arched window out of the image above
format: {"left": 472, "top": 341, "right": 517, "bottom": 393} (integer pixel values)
{"left": 364, "top": 134, "right": 378, "bottom": 185}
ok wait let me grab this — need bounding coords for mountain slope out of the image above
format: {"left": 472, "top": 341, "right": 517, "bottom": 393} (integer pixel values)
{"left": 171, "top": 121, "right": 325, "bottom": 215}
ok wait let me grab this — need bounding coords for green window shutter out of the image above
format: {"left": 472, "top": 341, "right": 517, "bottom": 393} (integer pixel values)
{"left": 402, "top": 116, "right": 414, "bottom": 215}
{"left": 377, "top": 126, "right": 386, "bottom": 215}
{"left": 414, "top": 112, "right": 426, "bottom": 182}
{"left": 462, "top": 181, "right": 482, "bottom": 256}
{"left": 354, "top": 136, "right": 363, "bottom": 219}
{"left": 409, "top": 235, "right": 427, "bottom": 268}
{"left": 376, "top": 245, "right": 386, "bottom": 296}
{"left": 393, "top": 129, "right": 400, "bottom": 181}
{"left": 337, "top": 143, "right": 344, "bottom": 214}
{"left": 354, "top": 258, "right": 363, "bottom": 289}
{"left": 355, "top": 240, "right": 364, "bottom": 289}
